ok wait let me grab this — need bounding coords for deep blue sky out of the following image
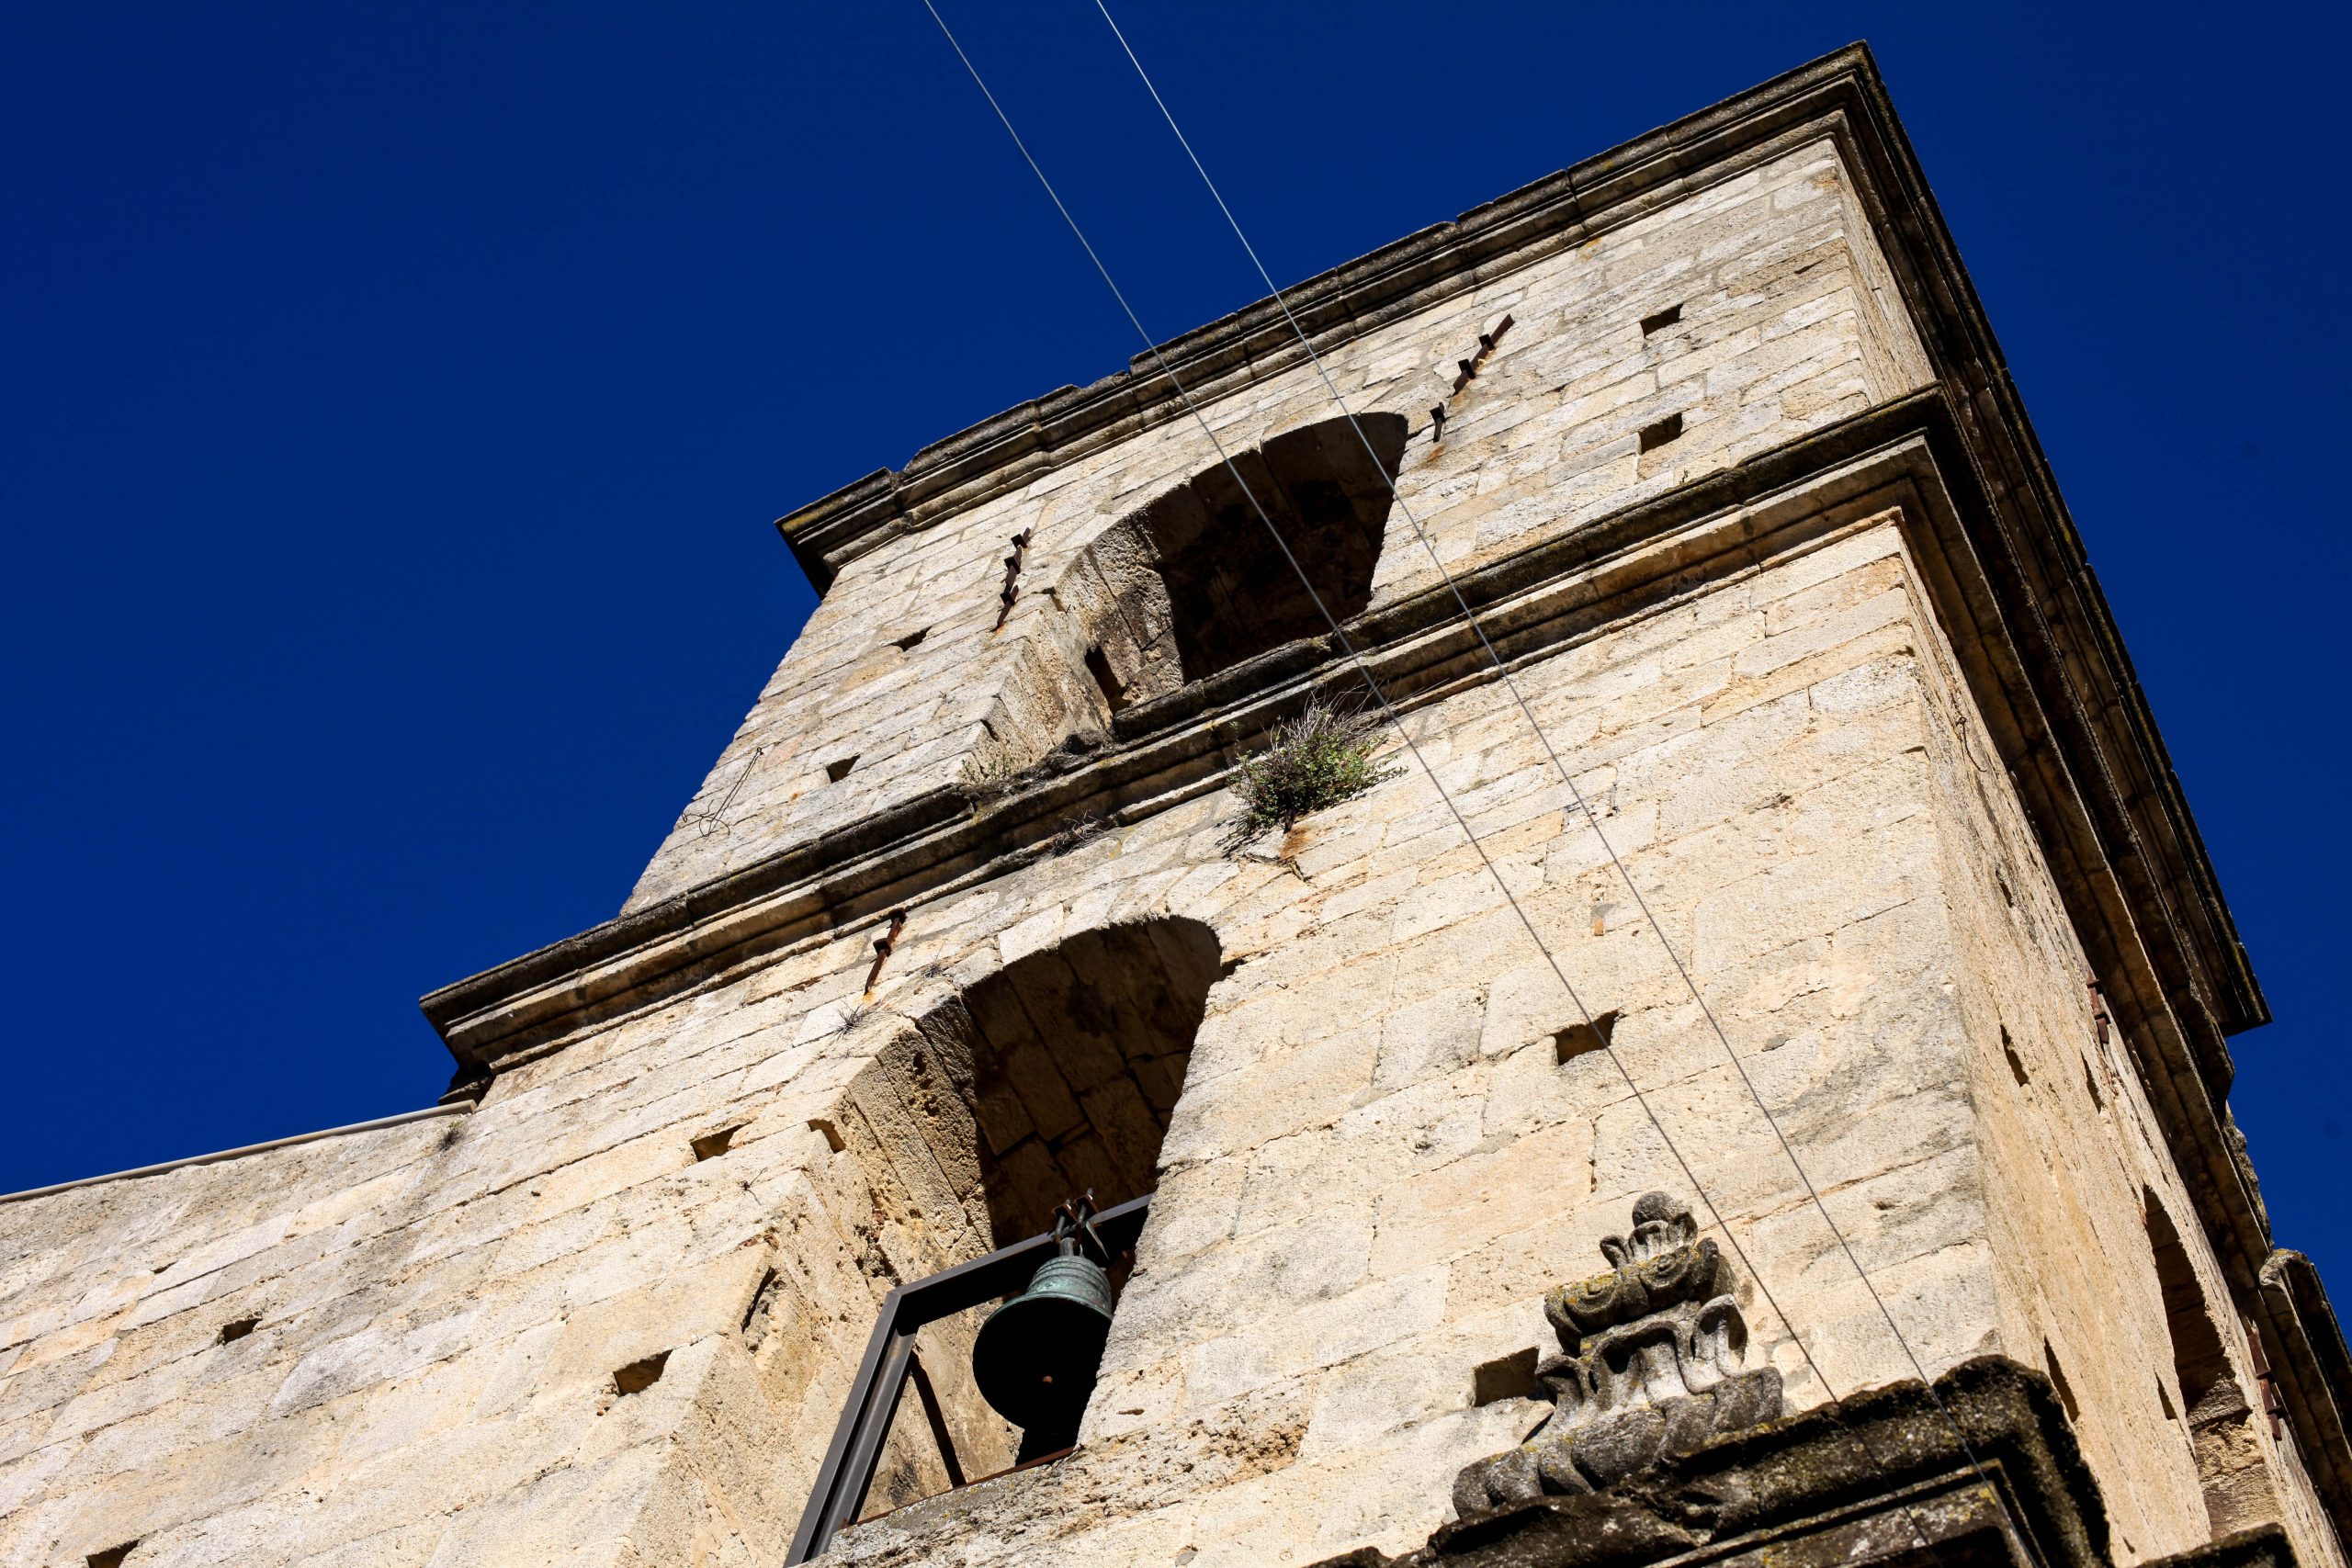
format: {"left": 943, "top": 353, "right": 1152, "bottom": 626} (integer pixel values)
{"left": 5, "top": 5, "right": 2345, "bottom": 1282}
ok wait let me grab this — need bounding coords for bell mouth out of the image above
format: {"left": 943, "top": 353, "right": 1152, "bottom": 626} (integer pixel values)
{"left": 971, "top": 1256, "right": 1116, "bottom": 1431}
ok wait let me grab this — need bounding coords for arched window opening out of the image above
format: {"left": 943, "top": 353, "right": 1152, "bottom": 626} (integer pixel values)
{"left": 938, "top": 919, "right": 1216, "bottom": 1246}
{"left": 790, "top": 919, "right": 1221, "bottom": 1557}
{"left": 2144, "top": 1190, "right": 2280, "bottom": 1535}
{"left": 1136, "top": 414, "right": 1408, "bottom": 683}
{"left": 1043, "top": 413, "right": 1407, "bottom": 733}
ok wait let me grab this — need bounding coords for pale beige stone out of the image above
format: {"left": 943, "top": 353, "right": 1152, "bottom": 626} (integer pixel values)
{"left": 0, "top": 57, "right": 2335, "bottom": 1568}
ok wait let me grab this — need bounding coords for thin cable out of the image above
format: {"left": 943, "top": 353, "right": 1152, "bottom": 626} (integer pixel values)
{"left": 688, "top": 743, "right": 771, "bottom": 837}
{"left": 917, "top": 0, "right": 1879, "bottom": 1464}
{"left": 1083, "top": 0, "right": 2014, "bottom": 1523}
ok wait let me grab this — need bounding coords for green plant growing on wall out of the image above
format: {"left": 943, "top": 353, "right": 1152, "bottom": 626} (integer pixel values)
{"left": 1223, "top": 700, "right": 1402, "bottom": 852}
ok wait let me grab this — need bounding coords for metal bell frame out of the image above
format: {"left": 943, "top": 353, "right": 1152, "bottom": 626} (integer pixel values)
{"left": 786, "top": 1191, "right": 1152, "bottom": 1563}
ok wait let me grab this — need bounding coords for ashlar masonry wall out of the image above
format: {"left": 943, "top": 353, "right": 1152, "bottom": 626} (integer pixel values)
{"left": 0, "top": 104, "right": 2329, "bottom": 1568}
{"left": 1911, "top": 558, "right": 2346, "bottom": 1561}
{"left": 623, "top": 136, "right": 1931, "bottom": 912}
{"left": 0, "top": 500, "right": 2295, "bottom": 1568}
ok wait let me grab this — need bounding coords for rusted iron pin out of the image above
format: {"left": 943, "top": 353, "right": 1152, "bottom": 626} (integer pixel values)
{"left": 865, "top": 908, "right": 908, "bottom": 995}
{"left": 1447, "top": 313, "right": 1513, "bottom": 393}
{"left": 994, "top": 528, "right": 1034, "bottom": 630}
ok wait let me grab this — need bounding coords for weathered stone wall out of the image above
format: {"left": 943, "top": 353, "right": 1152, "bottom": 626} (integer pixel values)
{"left": 0, "top": 510, "right": 2268, "bottom": 1567}
{"left": 0, "top": 98, "right": 2331, "bottom": 1568}
{"left": 1908, "top": 551, "right": 2346, "bottom": 1568}
{"left": 622, "top": 137, "right": 1933, "bottom": 913}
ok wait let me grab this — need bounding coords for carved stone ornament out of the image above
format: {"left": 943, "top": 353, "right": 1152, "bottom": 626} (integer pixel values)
{"left": 1453, "top": 1192, "right": 1784, "bottom": 1515}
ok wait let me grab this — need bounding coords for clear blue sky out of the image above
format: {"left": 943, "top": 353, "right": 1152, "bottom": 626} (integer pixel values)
{"left": 5, "top": 5, "right": 2345, "bottom": 1288}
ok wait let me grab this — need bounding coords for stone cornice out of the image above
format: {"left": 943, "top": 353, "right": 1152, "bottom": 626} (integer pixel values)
{"left": 2258, "top": 1250, "right": 2352, "bottom": 1530}
{"left": 763, "top": 41, "right": 2262, "bottom": 1055}
{"left": 433, "top": 390, "right": 2277, "bottom": 1298}
{"left": 430, "top": 402, "right": 1960, "bottom": 1076}
{"left": 776, "top": 45, "right": 1915, "bottom": 592}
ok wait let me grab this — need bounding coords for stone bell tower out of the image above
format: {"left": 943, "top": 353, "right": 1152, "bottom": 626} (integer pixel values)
{"left": 1, "top": 45, "right": 2346, "bottom": 1568}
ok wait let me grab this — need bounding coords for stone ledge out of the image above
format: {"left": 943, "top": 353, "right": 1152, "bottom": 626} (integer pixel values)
{"left": 1307, "top": 1358, "right": 2177, "bottom": 1568}
{"left": 422, "top": 399, "right": 1960, "bottom": 1073}
{"left": 774, "top": 45, "right": 1891, "bottom": 593}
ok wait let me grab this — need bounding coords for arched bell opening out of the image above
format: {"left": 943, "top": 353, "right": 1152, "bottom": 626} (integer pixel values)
{"left": 954, "top": 919, "right": 1220, "bottom": 1246}
{"left": 2143, "top": 1189, "right": 2284, "bottom": 1536}
{"left": 832, "top": 918, "right": 1222, "bottom": 1522}
{"left": 1136, "top": 412, "right": 1408, "bottom": 684}
{"left": 975, "top": 413, "right": 1408, "bottom": 784}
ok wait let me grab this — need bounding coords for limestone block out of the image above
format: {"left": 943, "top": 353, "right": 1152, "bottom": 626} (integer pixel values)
{"left": 1369, "top": 1119, "right": 1593, "bottom": 1280}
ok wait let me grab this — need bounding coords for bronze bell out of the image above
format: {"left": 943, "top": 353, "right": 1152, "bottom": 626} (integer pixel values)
{"left": 972, "top": 1197, "right": 1115, "bottom": 1452}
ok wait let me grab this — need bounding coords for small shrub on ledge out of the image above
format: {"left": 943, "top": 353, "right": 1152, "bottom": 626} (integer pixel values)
{"left": 1223, "top": 700, "right": 1402, "bottom": 852}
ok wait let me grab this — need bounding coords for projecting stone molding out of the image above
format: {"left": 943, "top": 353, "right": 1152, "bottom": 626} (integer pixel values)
{"left": 1453, "top": 1192, "right": 1783, "bottom": 1513}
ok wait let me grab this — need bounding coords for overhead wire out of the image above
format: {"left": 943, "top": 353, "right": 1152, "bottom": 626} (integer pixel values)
{"left": 1088, "top": 0, "right": 1986, "bottom": 1381}
{"left": 1080, "top": 3, "right": 2026, "bottom": 1534}
{"left": 919, "top": 0, "right": 2008, "bottom": 1544}
{"left": 1081, "top": 10, "right": 2018, "bottom": 1522}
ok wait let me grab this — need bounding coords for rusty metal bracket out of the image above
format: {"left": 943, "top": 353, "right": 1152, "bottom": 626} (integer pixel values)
{"left": 1428, "top": 404, "right": 1448, "bottom": 444}
{"left": 1449, "top": 312, "right": 1514, "bottom": 393}
{"left": 2248, "top": 1324, "right": 2287, "bottom": 1438}
{"left": 1049, "top": 1190, "right": 1110, "bottom": 1265}
{"left": 865, "top": 908, "right": 908, "bottom": 995}
{"left": 994, "top": 528, "right": 1034, "bottom": 630}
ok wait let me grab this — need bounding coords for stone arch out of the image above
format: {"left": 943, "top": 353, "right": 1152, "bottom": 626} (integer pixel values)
{"left": 819, "top": 917, "right": 1224, "bottom": 1515}
{"left": 973, "top": 413, "right": 1408, "bottom": 776}
{"left": 910, "top": 918, "right": 1221, "bottom": 1247}
{"left": 2144, "top": 1188, "right": 2280, "bottom": 1535}
{"left": 1125, "top": 411, "right": 1411, "bottom": 689}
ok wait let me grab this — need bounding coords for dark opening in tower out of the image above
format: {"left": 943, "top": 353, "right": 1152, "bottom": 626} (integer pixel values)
{"left": 835, "top": 919, "right": 1223, "bottom": 1521}
{"left": 1137, "top": 414, "right": 1408, "bottom": 682}
{"left": 2144, "top": 1189, "right": 2280, "bottom": 1535}
{"left": 1035, "top": 414, "right": 1409, "bottom": 736}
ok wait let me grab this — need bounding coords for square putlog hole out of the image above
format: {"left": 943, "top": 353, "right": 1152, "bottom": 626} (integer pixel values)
{"left": 613, "top": 1350, "right": 672, "bottom": 1397}
{"left": 88, "top": 1546, "right": 139, "bottom": 1568}
{"left": 826, "top": 756, "right": 859, "bottom": 784}
{"left": 1639, "top": 303, "right": 1682, "bottom": 335}
{"left": 218, "top": 1315, "right": 260, "bottom": 1345}
{"left": 1554, "top": 1010, "right": 1620, "bottom": 1065}
{"left": 1472, "top": 1347, "right": 1544, "bottom": 1405}
{"left": 690, "top": 1125, "right": 742, "bottom": 1162}
{"left": 1637, "top": 412, "right": 1684, "bottom": 452}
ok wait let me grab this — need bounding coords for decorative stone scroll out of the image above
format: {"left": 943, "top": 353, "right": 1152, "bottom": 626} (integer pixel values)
{"left": 1453, "top": 1192, "right": 1784, "bottom": 1515}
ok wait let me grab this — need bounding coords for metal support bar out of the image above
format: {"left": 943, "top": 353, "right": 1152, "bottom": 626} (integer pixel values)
{"left": 864, "top": 908, "right": 908, "bottom": 996}
{"left": 786, "top": 1288, "right": 909, "bottom": 1563}
{"left": 833, "top": 1331, "right": 914, "bottom": 1532}
{"left": 786, "top": 1192, "right": 1153, "bottom": 1562}
{"left": 1448, "top": 312, "right": 1514, "bottom": 393}
{"left": 993, "top": 527, "right": 1034, "bottom": 630}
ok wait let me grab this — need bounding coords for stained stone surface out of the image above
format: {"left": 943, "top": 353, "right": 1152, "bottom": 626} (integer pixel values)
{"left": 1310, "top": 1358, "right": 2290, "bottom": 1568}
{"left": 619, "top": 129, "right": 1933, "bottom": 916}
